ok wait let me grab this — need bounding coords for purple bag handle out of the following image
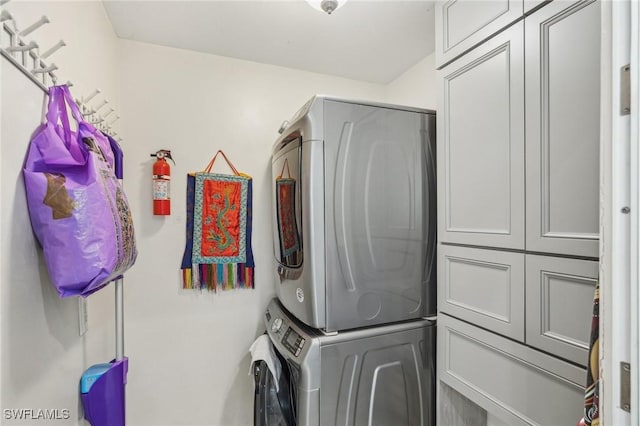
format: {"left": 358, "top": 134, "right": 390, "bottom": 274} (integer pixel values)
{"left": 46, "top": 86, "right": 72, "bottom": 141}
{"left": 60, "top": 85, "right": 86, "bottom": 124}
{"left": 46, "top": 85, "right": 88, "bottom": 163}
{"left": 62, "top": 85, "right": 116, "bottom": 167}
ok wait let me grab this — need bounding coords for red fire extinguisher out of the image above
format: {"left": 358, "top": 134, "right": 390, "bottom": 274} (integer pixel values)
{"left": 151, "top": 149, "right": 174, "bottom": 215}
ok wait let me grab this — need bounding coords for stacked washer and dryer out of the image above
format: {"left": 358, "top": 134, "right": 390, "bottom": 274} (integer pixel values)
{"left": 255, "top": 96, "right": 437, "bottom": 426}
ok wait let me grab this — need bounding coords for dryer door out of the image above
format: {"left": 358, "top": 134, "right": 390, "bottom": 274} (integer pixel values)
{"left": 272, "top": 137, "right": 303, "bottom": 272}
{"left": 272, "top": 132, "right": 327, "bottom": 330}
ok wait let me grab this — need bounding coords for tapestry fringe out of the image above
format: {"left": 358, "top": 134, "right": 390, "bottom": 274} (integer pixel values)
{"left": 181, "top": 264, "right": 254, "bottom": 292}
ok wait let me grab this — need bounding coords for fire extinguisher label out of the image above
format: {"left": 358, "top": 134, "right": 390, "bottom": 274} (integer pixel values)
{"left": 153, "top": 180, "right": 170, "bottom": 200}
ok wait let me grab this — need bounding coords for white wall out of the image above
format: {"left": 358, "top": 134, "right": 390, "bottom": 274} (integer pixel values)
{"left": 117, "top": 39, "right": 387, "bottom": 426}
{"left": 385, "top": 53, "right": 437, "bottom": 110}
{"left": 1, "top": 1, "right": 119, "bottom": 424}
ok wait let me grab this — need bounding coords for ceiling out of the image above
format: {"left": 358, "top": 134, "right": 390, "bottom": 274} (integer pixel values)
{"left": 102, "top": 0, "right": 436, "bottom": 84}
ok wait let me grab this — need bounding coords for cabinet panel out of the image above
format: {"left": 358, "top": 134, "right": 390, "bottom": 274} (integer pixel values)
{"left": 437, "top": 22, "right": 525, "bottom": 249}
{"left": 435, "top": 0, "right": 523, "bottom": 68}
{"left": 524, "top": 0, "right": 551, "bottom": 15}
{"left": 438, "top": 314, "right": 586, "bottom": 426}
{"left": 526, "top": 254, "right": 597, "bottom": 366}
{"left": 438, "top": 245, "right": 524, "bottom": 341}
{"left": 525, "top": 0, "right": 600, "bottom": 258}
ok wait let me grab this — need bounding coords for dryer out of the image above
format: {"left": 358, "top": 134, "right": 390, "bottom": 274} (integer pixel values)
{"left": 254, "top": 298, "right": 435, "bottom": 426}
{"left": 271, "top": 96, "right": 437, "bottom": 332}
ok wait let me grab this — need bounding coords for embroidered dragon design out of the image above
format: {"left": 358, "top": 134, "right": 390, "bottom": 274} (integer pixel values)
{"left": 205, "top": 186, "right": 237, "bottom": 253}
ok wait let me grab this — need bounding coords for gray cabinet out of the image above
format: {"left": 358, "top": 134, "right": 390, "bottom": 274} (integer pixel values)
{"left": 438, "top": 245, "right": 524, "bottom": 341}
{"left": 525, "top": 254, "right": 597, "bottom": 366}
{"left": 525, "top": 0, "right": 601, "bottom": 258}
{"left": 438, "top": 314, "right": 586, "bottom": 426}
{"left": 435, "top": 0, "right": 523, "bottom": 68}
{"left": 437, "top": 22, "right": 525, "bottom": 250}
{"left": 435, "top": 0, "right": 600, "bottom": 423}
{"left": 438, "top": 0, "right": 601, "bottom": 256}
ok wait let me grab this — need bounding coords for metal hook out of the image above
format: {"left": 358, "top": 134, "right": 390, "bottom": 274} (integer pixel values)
{"left": 81, "top": 89, "right": 101, "bottom": 104}
{"left": 19, "top": 15, "right": 50, "bottom": 37}
{"left": 107, "top": 115, "right": 120, "bottom": 126}
{"left": 0, "top": 0, "right": 11, "bottom": 6}
{"left": 65, "top": 80, "right": 73, "bottom": 87}
{"left": 32, "top": 63, "right": 57, "bottom": 74}
{"left": 0, "top": 10, "right": 12, "bottom": 22}
{"left": 40, "top": 40, "right": 65, "bottom": 59}
{"left": 6, "top": 40, "right": 38, "bottom": 52}
{"left": 101, "top": 108, "right": 115, "bottom": 119}
{"left": 93, "top": 99, "right": 109, "bottom": 112}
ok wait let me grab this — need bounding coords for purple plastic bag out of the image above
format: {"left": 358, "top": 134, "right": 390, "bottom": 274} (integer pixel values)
{"left": 23, "top": 85, "right": 137, "bottom": 298}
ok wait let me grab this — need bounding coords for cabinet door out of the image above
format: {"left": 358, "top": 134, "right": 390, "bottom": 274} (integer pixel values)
{"left": 438, "top": 245, "right": 525, "bottom": 341}
{"left": 525, "top": 254, "right": 597, "bottom": 366}
{"left": 435, "top": 0, "right": 523, "bottom": 68}
{"left": 525, "top": 0, "right": 601, "bottom": 258}
{"left": 437, "top": 22, "right": 525, "bottom": 250}
{"left": 438, "top": 314, "right": 586, "bottom": 426}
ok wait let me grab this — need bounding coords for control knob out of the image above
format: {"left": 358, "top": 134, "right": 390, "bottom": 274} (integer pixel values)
{"left": 271, "top": 318, "right": 283, "bottom": 333}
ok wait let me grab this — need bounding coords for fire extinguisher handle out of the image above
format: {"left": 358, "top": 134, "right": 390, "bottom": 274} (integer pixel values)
{"left": 150, "top": 150, "right": 175, "bottom": 165}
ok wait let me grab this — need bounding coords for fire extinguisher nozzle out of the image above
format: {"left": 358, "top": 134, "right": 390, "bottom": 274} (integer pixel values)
{"left": 165, "top": 152, "right": 175, "bottom": 165}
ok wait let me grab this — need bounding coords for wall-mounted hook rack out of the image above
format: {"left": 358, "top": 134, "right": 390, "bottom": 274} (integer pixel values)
{"left": 0, "top": 7, "right": 122, "bottom": 139}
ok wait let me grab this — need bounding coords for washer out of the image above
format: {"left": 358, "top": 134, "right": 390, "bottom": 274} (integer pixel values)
{"left": 254, "top": 298, "right": 435, "bottom": 426}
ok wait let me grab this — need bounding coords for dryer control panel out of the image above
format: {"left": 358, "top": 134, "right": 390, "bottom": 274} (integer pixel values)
{"left": 282, "top": 327, "right": 306, "bottom": 357}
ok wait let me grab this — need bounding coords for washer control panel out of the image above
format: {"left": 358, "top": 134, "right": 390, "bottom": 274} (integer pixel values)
{"left": 282, "top": 326, "right": 306, "bottom": 357}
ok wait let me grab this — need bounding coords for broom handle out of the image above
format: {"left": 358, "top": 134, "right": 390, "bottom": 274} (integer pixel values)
{"left": 115, "top": 278, "right": 124, "bottom": 360}
{"left": 115, "top": 176, "right": 125, "bottom": 361}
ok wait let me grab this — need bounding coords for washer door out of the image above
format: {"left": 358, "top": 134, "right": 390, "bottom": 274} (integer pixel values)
{"left": 253, "top": 354, "right": 297, "bottom": 426}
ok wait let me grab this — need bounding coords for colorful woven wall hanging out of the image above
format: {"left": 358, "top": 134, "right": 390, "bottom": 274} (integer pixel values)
{"left": 180, "top": 150, "right": 254, "bottom": 291}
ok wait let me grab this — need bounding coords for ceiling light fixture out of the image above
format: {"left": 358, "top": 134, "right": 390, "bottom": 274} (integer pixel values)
{"left": 305, "top": 0, "right": 347, "bottom": 15}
